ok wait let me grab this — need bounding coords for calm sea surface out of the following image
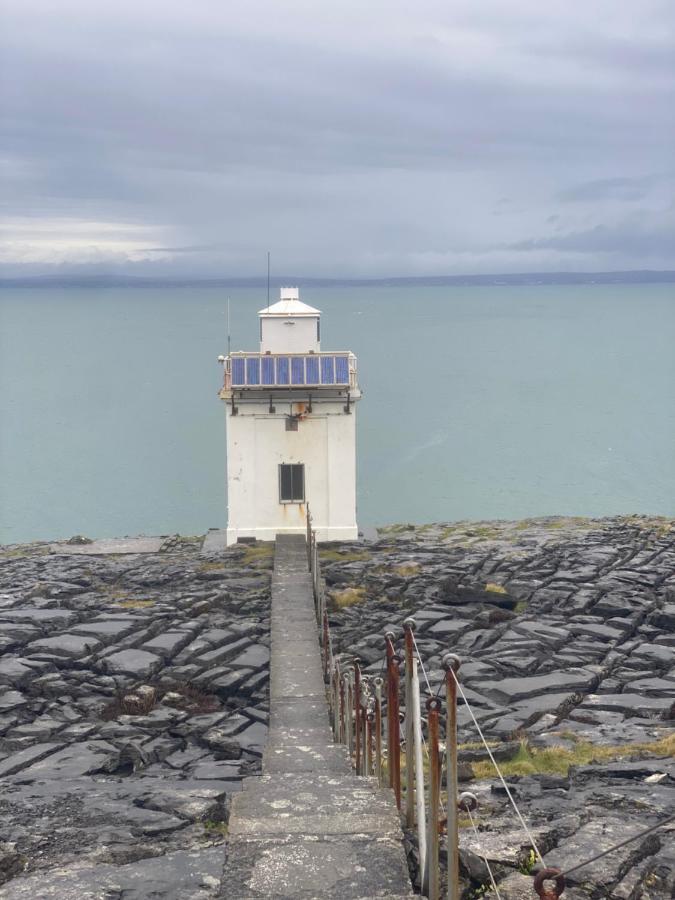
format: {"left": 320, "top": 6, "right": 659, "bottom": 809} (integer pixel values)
{"left": 1, "top": 284, "right": 674, "bottom": 544}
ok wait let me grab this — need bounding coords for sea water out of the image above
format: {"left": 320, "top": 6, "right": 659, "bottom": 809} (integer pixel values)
{"left": 1, "top": 284, "right": 673, "bottom": 544}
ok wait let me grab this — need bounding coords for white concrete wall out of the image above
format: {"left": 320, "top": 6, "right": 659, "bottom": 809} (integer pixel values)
{"left": 260, "top": 317, "right": 320, "bottom": 354}
{"left": 226, "top": 399, "right": 358, "bottom": 544}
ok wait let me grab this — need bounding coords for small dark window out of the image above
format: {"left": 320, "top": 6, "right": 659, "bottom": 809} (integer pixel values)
{"left": 285, "top": 416, "right": 298, "bottom": 431}
{"left": 279, "top": 463, "right": 305, "bottom": 502}
{"left": 317, "top": 318, "right": 320, "bottom": 342}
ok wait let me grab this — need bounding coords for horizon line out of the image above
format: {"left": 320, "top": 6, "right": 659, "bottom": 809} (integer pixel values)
{"left": 1, "top": 268, "right": 675, "bottom": 289}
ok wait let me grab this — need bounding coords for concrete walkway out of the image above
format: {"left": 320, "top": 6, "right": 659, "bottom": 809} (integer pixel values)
{"left": 222, "top": 534, "right": 413, "bottom": 899}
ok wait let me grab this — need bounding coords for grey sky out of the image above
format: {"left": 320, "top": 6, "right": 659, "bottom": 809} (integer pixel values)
{"left": 1, "top": 0, "right": 674, "bottom": 277}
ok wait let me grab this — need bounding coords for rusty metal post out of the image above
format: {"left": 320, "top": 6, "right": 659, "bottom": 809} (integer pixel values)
{"left": 384, "top": 632, "right": 396, "bottom": 795}
{"left": 322, "top": 610, "right": 330, "bottom": 679}
{"left": 313, "top": 541, "right": 320, "bottom": 603}
{"left": 366, "top": 708, "right": 375, "bottom": 775}
{"left": 354, "top": 660, "right": 362, "bottom": 773}
{"left": 403, "top": 617, "right": 416, "bottom": 829}
{"left": 339, "top": 672, "right": 346, "bottom": 743}
{"left": 443, "top": 654, "right": 461, "bottom": 900}
{"left": 335, "top": 665, "right": 341, "bottom": 739}
{"left": 425, "top": 696, "right": 442, "bottom": 900}
{"left": 306, "top": 509, "right": 312, "bottom": 567}
{"left": 374, "top": 676, "right": 383, "bottom": 784}
{"left": 385, "top": 646, "right": 402, "bottom": 809}
{"left": 360, "top": 688, "right": 369, "bottom": 776}
{"left": 346, "top": 672, "right": 354, "bottom": 756}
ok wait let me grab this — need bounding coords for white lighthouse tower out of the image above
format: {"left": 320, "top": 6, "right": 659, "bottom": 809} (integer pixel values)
{"left": 219, "top": 287, "right": 361, "bottom": 544}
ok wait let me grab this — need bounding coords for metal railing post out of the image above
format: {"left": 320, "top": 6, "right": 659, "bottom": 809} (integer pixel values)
{"left": 384, "top": 631, "right": 402, "bottom": 810}
{"left": 411, "top": 656, "right": 427, "bottom": 883}
{"left": 346, "top": 672, "right": 354, "bottom": 757}
{"left": 374, "top": 676, "right": 383, "bottom": 785}
{"left": 366, "top": 708, "right": 375, "bottom": 776}
{"left": 403, "top": 617, "right": 416, "bottom": 829}
{"left": 322, "top": 610, "right": 330, "bottom": 678}
{"left": 306, "top": 508, "right": 312, "bottom": 567}
{"left": 425, "top": 696, "right": 442, "bottom": 900}
{"left": 339, "top": 673, "right": 346, "bottom": 744}
{"left": 443, "top": 654, "right": 461, "bottom": 900}
{"left": 354, "top": 659, "right": 362, "bottom": 773}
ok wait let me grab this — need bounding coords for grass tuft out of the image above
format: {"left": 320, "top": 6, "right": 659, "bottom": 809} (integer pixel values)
{"left": 485, "top": 582, "right": 507, "bottom": 594}
{"left": 115, "top": 598, "right": 155, "bottom": 609}
{"left": 394, "top": 563, "right": 421, "bottom": 577}
{"left": 319, "top": 549, "right": 371, "bottom": 563}
{"left": 240, "top": 543, "right": 274, "bottom": 564}
{"left": 471, "top": 734, "right": 675, "bottom": 779}
{"left": 330, "top": 586, "right": 367, "bottom": 608}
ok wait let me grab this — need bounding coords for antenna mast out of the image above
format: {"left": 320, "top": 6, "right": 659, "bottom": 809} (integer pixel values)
{"left": 267, "top": 251, "right": 270, "bottom": 311}
{"left": 226, "top": 297, "right": 231, "bottom": 356}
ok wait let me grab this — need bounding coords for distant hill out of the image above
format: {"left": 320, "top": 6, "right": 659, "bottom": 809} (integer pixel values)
{"left": 1, "top": 270, "right": 674, "bottom": 288}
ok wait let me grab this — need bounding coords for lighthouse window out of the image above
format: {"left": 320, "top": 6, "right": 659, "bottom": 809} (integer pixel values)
{"left": 279, "top": 464, "right": 305, "bottom": 503}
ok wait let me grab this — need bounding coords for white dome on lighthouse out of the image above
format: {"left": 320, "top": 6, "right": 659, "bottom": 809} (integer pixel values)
{"left": 259, "top": 288, "right": 321, "bottom": 353}
{"left": 258, "top": 287, "right": 320, "bottom": 318}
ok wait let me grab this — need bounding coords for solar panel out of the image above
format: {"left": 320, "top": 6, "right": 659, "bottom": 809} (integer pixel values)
{"left": 320, "top": 356, "right": 335, "bottom": 384}
{"left": 261, "top": 356, "right": 275, "bottom": 385}
{"left": 276, "top": 357, "right": 290, "bottom": 384}
{"left": 335, "top": 356, "right": 349, "bottom": 383}
{"left": 291, "top": 357, "right": 305, "bottom": 384}
{"left": 306, "top": 356, "right": 320, "bottom": 384}
{"left": 232, "top": 358, "right": 245, "bottom": 385}
{"left": 246, "top": 357, "right": 260, "bottom": 385}
{"left": 231, "top": 353, "right": 351, "bottom": 388}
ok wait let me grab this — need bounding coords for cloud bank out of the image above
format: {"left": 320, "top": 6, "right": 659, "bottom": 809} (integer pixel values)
{"left": 1, "top": 0, "right": 674, "bottom": 278}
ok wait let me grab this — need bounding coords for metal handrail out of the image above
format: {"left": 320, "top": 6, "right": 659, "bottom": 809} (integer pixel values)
{"left": 305, "top": 503, "right": 553, "bottom": 900}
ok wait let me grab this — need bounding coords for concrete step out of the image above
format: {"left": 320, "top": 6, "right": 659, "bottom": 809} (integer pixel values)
{"left": 263, "top": 740, "right": 353, "bottom": 775}
{"left": 229, "top": 773, "right": 402, "bottom": 837}
{"left": 222, "top": 833, "right": 415, "bottom": 899}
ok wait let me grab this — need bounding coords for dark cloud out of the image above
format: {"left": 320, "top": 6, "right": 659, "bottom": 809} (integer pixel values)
{"left": 507, "top": 209, "right": 675, "bottom": 256}
{"left": 1, "top": 1, "right": 674, "bottom": 276}
{"left": 558, "top": 175, "right": 666, "bottom": 203}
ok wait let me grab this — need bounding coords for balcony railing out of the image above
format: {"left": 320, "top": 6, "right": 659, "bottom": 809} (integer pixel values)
{"left": 223, "top": 352, "right": 357, "bottom": 390}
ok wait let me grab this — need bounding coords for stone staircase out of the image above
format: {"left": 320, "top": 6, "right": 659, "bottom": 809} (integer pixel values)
{"left": 221, "top": 534, "right": 414, "bottom": 899}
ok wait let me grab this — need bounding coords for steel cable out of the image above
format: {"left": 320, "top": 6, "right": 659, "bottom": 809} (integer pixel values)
{"left": 558, "top": 811, "right": 675, "bottom": 879}
{"left": 411, "top": 631, "right": 434, "bottom": 696}
{"left": 449, "top": 668, "right": 546, "bottom": 865}
{"left": 466, "top": 805, "right": 502, "bottom": 900}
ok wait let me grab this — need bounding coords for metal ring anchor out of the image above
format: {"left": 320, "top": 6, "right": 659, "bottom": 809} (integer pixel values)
{"left": 533, "top": 868, "right": 565, "bottom": 900}
{"left": 457, "top": 792, "right": 478, "bottom": 812}
{"left": 442, "top": 653, "right": 461, "bottom": 673}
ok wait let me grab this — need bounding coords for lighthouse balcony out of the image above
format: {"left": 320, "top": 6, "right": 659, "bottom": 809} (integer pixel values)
{"left": 222, "top": 352, "right": 358, "bottom": 391}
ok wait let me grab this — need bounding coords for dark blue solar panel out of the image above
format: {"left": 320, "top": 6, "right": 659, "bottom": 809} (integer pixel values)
{"left": 261, "top": 356, "right": 275, "bottom": 385}
{"left": 246, "top": 357, "right": 260, "bottom": 385}
{"left": 276, "top": 357, "right": 289, "bottom": 384}
{"left": 306, "top": 356, "right": 319, "bottom": 384}
{"left": 291, "top": 357, "right": 305, "bottom": 384}
{"left": 320, "top": 356, "right": 335, "bottom": 384}
{"left": 335, "top": 356, "right": 349, "bottom": 383}
{"left": 232, "top": 358, "right": 245, "bottom": 385}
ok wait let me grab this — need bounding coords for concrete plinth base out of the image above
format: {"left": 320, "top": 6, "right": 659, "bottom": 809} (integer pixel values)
{"left": 226, "top": 525, "right": 358, "bottom": 545}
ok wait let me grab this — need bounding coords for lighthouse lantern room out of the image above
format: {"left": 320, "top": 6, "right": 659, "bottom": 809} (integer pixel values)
{"left": 219, "top": 287, "right": 361, "bottom": 544}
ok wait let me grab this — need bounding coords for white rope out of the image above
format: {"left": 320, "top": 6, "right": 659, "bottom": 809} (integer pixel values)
{"left": 411, "top": 631, "right": 434, "bottom": 696}
{"left": 449, "top": 668, "right": 545, "bottom": 865}
{"left": 466, "top": 805, "right": 502, "bottom": 900}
